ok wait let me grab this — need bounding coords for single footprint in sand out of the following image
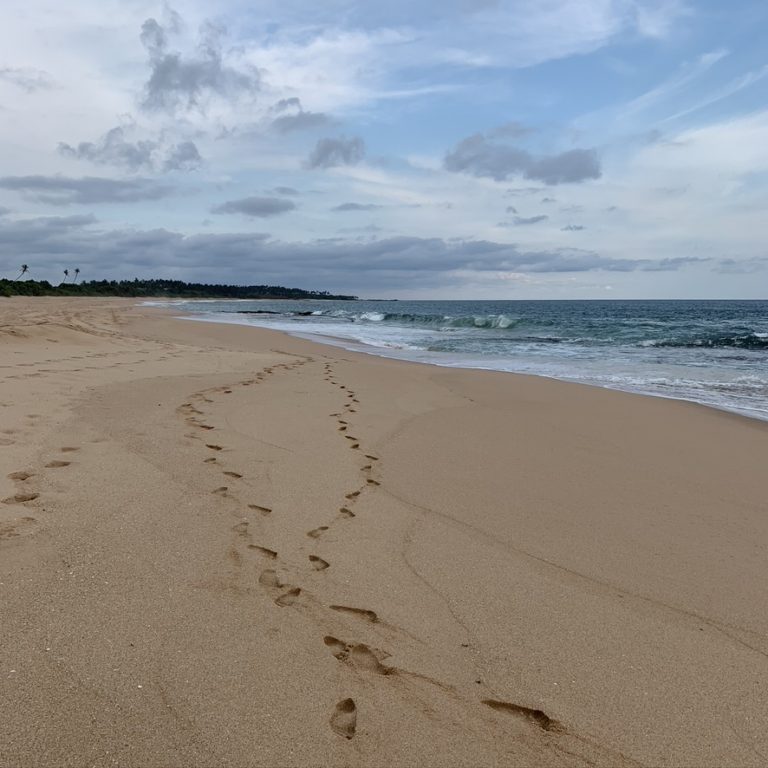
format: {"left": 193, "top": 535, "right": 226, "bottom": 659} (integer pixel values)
{"left": 248, "top": 504, "right": 272, "bottom": 516}
{"left": 309, "top": 555, "right": 330, "bottom": 571}
{"left": 0, "top": 516, "right": 38, "bottom": 541}
{"left": 206, "top": 444, "right": 223, "bottom": 451}
{"left": 350, "top": 644, "right": 391, "bottom": 675}
{"left": 2, "top": 492, "right": 39, "bottom": 504}
{"left": 274, "top": 587, "right": 301, "bottom": 607}
{"left": 324, "top": 635, "right": 350, "bottom": 660}
{"left": 330, "top": 699, "right": 357, "bottom": 739}
{"left": 339, "top": 507, "right": 355, "bottom": 518}
{"left": 45, "top": 461, "right": 70, "bottom": 469}
{"left": 345, "top": 491, "right": 360, "bottom": 500}
{"left": 259, "top": 569, "right": 281, "bottom": 587}
{"left": 307, "top": 526, "right": 329, "bottom": 539}
{"left": 60, "top": 447, "right": 80, "bottom": 453}
{"left": 330, "top": 605, "right": 378, "bottom": 623}
{"left": 249, "top": 544, "right": 277, "bottom": 559}
{"left": 212, "top": 486, "right": 229, "bottom": 496}
{"left": 223, "top": 471, "right": 242, "bottom": 479}
{"left": 366, "top": 479, "right": 380, "bottom": 486}
{"left": 8, "top": 471, "right": 34, "bottom": 481}
{"left": 232, "top": 520, "right": 249, "bottom": 536}
{"left": 365, "top": 455, "right": 379, "bottom": 461}
{"left": 481, "top": 700, "right": 561, "bottom": 732}
{"left": 203, "top": 457, "right": 217, "bottom": 464}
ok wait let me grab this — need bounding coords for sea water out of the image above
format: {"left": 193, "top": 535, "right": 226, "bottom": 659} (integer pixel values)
{"left": 146, "top": 299, "right": 768, "bottom": 421}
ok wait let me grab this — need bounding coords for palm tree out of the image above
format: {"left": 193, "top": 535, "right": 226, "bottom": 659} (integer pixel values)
{"left": 73, "top": 268, "right": 80, "bottom": 284}
{"left": 14, "top": 264, "right": 29, "bottom": 281}
{"left": 63, "top": 269, "right": 69, "bottom": 283}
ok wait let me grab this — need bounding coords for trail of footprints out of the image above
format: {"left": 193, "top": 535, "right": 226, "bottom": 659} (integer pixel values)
{"left": 177, "top": 357, "right": 568, "bottom": 747}
{"left": 1, "top": 446, "right": 78, "bottom": 541}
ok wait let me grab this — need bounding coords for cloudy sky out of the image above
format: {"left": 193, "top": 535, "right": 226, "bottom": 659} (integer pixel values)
{"left": 1, "top": 0, "right": 766, "bottom": 298}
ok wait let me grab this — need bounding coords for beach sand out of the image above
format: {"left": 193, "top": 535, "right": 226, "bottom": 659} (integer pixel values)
{"left": 1, "top": 297, "right": 767, "bottom": 767}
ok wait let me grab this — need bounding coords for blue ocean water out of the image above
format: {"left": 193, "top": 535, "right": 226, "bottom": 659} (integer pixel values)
{"left": 149, "top": 299, "right": 768, "bottom": 421}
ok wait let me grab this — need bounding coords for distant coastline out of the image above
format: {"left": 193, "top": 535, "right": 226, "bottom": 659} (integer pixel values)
{"left": 0, "top": 278, "right": 357, "bottom": 301}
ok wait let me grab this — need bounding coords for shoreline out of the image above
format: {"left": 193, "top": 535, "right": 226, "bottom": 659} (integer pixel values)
{"left": 2, "top": 297, "right": 767, "bottom": 767}
{"left": 177, "top": 309, "right": 768, "bottom": 425}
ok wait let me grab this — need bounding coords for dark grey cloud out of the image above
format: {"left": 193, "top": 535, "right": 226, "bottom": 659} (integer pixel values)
{"left": 0, "top": 215, "right": 708, "bottom": 293}
{"left": 332, "top": 202, "right": 383, "bottom": 212}
{"left": 163, "top": 140, "right": 202, "bottom": 171}
{"left": 269, "top": 99, "right": 329, "bottom": 133}
{"left": 0, "top": 66, "right": 53, "bottom": 92}
{"left": 561, "top": 224, "right": 586, "bottom": 231}
{"left": 512, "top": 215, "right": 548, "bottom": 226}
{"left": 715, "top": 257, "right": 768, "bottom": 274}
{"left": 505, "top": 205, "right": 518, "bottom": 214}
{"left": 272, "top": 111, "right": 330, "bottom": 133}
{"left": 541, "top": 197, "right": 556, "bottom": 203}
{"left": 445, "top": 133, "right": 601, "bottom": 185}
{"left": 59, "top": 127, "right": 202, "bottom": 173}
{"left": 306, "top": 136, "right": 365, "bottom": 169}
{"left": 0, "top": 175, "right": 174, "bottom": 205}
{"left": 271, "top": 186, "right": 300, "bottom": 196}
{"left": 211, "top": 196, "right": 296, "bottom": 218}
{"left": 59, "top": 127, "right": 157, "bottom": 171}
{"left": 526, "top": 150, "right": 601, "bottom": 185}
{"left": 140, "top": 16, "right": 260, "bottom": 113}
{"left": 0, "top": 207, "right": 11, "bottom": 217}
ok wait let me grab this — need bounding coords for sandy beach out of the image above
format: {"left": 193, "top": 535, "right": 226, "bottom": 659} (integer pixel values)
{"left": 1, "top": 297, "right": 767, "bottom": 767}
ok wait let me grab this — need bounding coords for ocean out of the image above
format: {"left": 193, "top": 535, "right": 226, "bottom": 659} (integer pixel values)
{"left": 148, "top": 299, "right": 768, "bottom": 422}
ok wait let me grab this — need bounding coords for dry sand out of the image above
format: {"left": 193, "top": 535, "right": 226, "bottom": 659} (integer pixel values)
{"left": 1, "top": 297, "right": 767, "bottom": 767}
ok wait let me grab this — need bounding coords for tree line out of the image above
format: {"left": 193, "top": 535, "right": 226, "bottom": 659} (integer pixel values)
{"left": 1, "top": 274, "right": 356, "bottom": 300}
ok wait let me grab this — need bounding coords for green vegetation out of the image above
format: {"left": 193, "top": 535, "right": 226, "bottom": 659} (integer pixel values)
{"left": 0, "top": 277, "right": 356, "bottom": 300}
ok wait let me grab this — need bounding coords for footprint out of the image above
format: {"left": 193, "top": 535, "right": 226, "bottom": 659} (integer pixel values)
{"left": 338, "top": 426, "right": 347, "bottom": 432}
{"left": 205, "top": 444, "right": 223, "bottom": 451}
{"left": 223, "top": 471, "right": 243, "bottom": 479}
{"left": 345, "top": 491, "right": 360, "bottom": 500}
{"left": 232, "top": 520, "right": 249, "bottom": 536}
{"left": 249, "top": 544, "right": 277, "bottom": 559}
{"left": 2, "top": 492, "right": 39, "bottom": 504}
{"left": 0, "top": 516, "right": 37, "bottom": 541}
{"left": 339, "top": 507, "right": 355, "bottom": 518}
{"left": 330, "top": 699, "right": 357, "bottom": 739}
{"left": 309, "top": 555, "right": 330, "bottom": 571}
{"left": 212, "top": 486, "right": 229, "bottom": 495}
{"left": 8, "top": 471, "right": 34, "bottom": 481}
{"left": 344, "top": 435, "right": 357, "bottom": 441}
{"left": 364, "top": 455, "right": 379, "bottom": 461}
{"left": 259, "top": 569, "right": 281, "bottom": 587}
{"left": 350, "top": 444, "right": 360, "bottom": 450}
{"left": 329, "top": 605, "right": 378, "bottom": 623}
{"left": 482, "top": 700, "right": 561, "bottom": 732}
{"left": 324, "top": 635, "right": 349, "bottom": 660}
{"left": 307, "top": 526, "right": 329, "bottom": 539}
{"left": 203, "top": 457, "right": 217, "bottom": 464}
{"left": 248, "top": 504, "right": 272, "bottom": 516}
{"left": 275, "top": 587, "right": 301, "bottom": 607}
{"left": 60, "top": 447, "right": 80, "bottom": 453}
{"left": 349, "top": 644, "right": 391, "bottom": 675}
{"left": 45, "top": 461, "right": 70, "bottom": 469}
{"left": 366, "top": 479, "right": 380, "bottom": 486}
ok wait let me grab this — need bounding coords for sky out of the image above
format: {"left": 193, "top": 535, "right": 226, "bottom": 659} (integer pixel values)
{"left": 0, "top": 0, "right": 766, "bottom": 299}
